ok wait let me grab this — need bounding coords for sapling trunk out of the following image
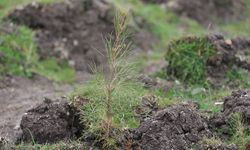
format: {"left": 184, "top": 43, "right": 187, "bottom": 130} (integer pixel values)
{"left": 102, "top": 11, "right": 131, "bottom": 141}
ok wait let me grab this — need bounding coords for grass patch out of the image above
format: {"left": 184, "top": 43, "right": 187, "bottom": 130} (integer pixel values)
{"left": 226, "top": 69, "right": 250, "bottom": 89}
{"left": 229, "top": 113, "right": 250, "bottom": 150}
{"left": 219, "top": 0, "right": 250, "bottom": 37}
{"left": 156, "top": 84, "right": 230, "bottom": 113}
{"left": 201, "top": 137, "right": 224, "bottom": 146}
{"left": 0, "top": 0, "right": 62, "bottom": 19}
{"left": 0, "top": 25, "right": 75, "bottom": 82}
{"left": 165, "top": 36, "right": 215, "bottom": 84}
{"left": 0, "top": 0, "right": 75, "bottom": 82}
{"left": 71, "top": 77, "right": 148, "bottom": 136}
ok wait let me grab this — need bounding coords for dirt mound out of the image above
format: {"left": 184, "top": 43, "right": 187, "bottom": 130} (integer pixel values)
{"left": 206, "top": 35, "right": 250, "bottom": 80}
{"left": 131, "top": 104, "right": 212, "bottom": 150}
{"left": 210, "top": 90, "right": 250, "bottom": 131}
{"left": 20, "top": 99, "right": 82, "bottom": 144}
{"left": 167, "top": 0, "right": 246, "bottom": 26}
{"left": 8, "top": 0, "right": 113, "bottom": 72}
{"left": 206, "top": 34, "right": 239, "bottom": 79}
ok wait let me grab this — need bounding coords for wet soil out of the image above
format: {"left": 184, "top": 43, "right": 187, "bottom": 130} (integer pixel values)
{"left": 130, "top": 104, "right": 212, "bottom": 150}
{"left": 0, "top": 75, "right": 73, "bottom": 144}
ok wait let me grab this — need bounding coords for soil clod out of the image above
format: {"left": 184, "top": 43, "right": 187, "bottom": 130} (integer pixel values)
{"left": 131, "top": 104, "right": 212, "bottom": 150}
{"left": 20, "top": 99, "right": 82, "bottom": 144}
{"left": 210, "top": 90, "right": 250, "bottom": 131}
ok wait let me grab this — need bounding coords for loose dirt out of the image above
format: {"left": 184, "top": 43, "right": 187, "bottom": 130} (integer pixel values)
{"left": 206, "top": 35, "right": 250, "bottom": 81}
{"left": 21, "top": 99, "right": 82, "bottom": 144}
{"left": 130, "top": 104, "right": 212, "bottom": 150}
{"left": 8, "top": 0, "right": 113, "bottom": 72}
{"left": 0, "top": 75, "right": 73, "bottom": 144}
{"left": 210, "top": 90, "right": 250, "bottom": 132}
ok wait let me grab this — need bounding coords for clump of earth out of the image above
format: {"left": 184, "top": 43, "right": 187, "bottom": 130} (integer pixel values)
{"left": 210, "top": 90, "right": 250, "bottom": 135}
{"left": 20, "top": 99, "right": 82, "bottom": 144}
{"left": 0, "top": 75, "right": 72, "bottom": 144}
{"left": 142, "top": 0, "right": 246, "bottom": 26}
{"left": 129, "top": 104, "right": 212, "bottom": 150}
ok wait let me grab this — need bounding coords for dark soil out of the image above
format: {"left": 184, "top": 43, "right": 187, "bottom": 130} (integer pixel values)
{"left": 167, "top": 0, "right": 246, "bottom": 26}
{"left": 0, "top": 75, "right": 72, "bottom": 144}
{"left": 7, "top": 0, "right": 154, "bottom": 73}
{"left": 206, "top": 35, "right": 250, "bottom": 79}
{"left": 210, "top": 90, "right": 250, "bottom": 133}
{"left": 130, "top": 104, "right": 212, "bottom": 150}
{"left": 205, "top": 34, "right": 239, "bottom": 79}
{"left": 20, "top": 99, "right": 82, "bottom": 144}
{"left": 8, "top": 0, "right": 113, "bottom": 72}
{"left": 232, "top": 37, "right": 250, "bottom": 51}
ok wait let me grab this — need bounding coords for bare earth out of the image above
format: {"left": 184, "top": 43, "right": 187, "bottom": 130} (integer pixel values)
{"left": 0, "top": 75, "right": 73, "bottom": 143}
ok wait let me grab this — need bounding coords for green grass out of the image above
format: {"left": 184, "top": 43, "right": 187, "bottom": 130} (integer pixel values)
{"left": 70, "top": 77, "right": 148, "bottom": 136}
{"left": 0, "top": 0, "right": 62, "bottom": 19}
{"left": 33, "top": 58, "right": 75, "bottom": 83}
{"left": 229, "top": 113, "right": 250, "bottom": 150}
{"left": 157, "top": 84, "right": 230, "bottom": 113}
{"left": 0, "top": 25, "right": 75, "bottom": 82}
{"left": 219, "top": 0, "right": 250, "bottom": 37}
{"left": 165, "top": 36, "right": 215, "bottom": 84}
{"left": 225, "top": 69, "right": 250, "bottom": 89}
{"left": 199, "top": 113, "right": 250, "bottom": 150}
{"left": 112, "top": 0, "right": 205, "bottom": 45}
{"left": 0, "top": 0, "right": 75, "bottom": 82}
